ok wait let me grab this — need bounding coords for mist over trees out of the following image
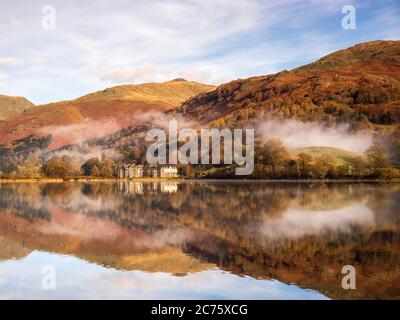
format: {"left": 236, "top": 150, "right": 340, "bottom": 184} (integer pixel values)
{"left": 0, "top": 129, "right": 399, "bottom": 180}
{"left": 42, "top": 156, "right": 81, "bottom": 178}
{"left": 205, "top": 137, "right": 400, "bottom": 179}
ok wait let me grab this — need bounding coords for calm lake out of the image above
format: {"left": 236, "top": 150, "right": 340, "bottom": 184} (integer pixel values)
{"left": 0, "top": 181, "right": 399, "bottom": 299}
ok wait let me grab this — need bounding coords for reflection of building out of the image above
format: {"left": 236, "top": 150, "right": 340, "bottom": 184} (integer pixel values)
{"left": 117, "top": 182, "right": 178, "bottom": 195}
{"left": 160, "top": 166, "right": 178, "bottom": 178}
{"left": 117, "top": 163, "right": 178, "bottom": 179}
{"left": 117, "top": 182, "right": 143, "bottom": 195}
{"left": 160, "top": 182, "right": 178, "bottom": 193}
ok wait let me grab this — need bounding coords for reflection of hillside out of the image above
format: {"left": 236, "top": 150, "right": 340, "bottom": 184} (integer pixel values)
{"left": 294, "top": 183, "right": 366, "bottom": 211}
{"left": 0, "top": 182, "right": 399, "bottom": 299}
{"left": 167, "top": 183, "right": 400, "bottom": 299}
{"left": 0, "top": 199, "right": 212, "bottom": 275}
{"left": 0, "top": 237, "right": 31, "bottom": 261}
{"left": 79, "top": 249, "right": 213, "bottom": 275}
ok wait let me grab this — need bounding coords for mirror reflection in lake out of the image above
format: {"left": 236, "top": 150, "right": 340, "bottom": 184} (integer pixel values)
{"left": 0, "top": 181, "right": 399, "bottom": 299}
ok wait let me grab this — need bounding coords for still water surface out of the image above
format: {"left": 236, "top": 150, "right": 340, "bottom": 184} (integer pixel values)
{"left": 0, "top": 181, "right": 399, "bottom": 299}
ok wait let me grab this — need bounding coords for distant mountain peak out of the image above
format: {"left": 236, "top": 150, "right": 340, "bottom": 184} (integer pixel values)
{"left": 170, "top": 78, "right": 187, "bottom": 82}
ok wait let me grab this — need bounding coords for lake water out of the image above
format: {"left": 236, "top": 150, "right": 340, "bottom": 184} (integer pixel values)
{"left": 0, "top": 181, "right": 399, "bottom": 300}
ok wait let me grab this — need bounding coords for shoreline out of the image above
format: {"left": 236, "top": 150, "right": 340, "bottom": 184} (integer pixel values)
{"left": 0, "top": 177, "right": 399, "bottom": 183}
{"left": 0, "top": 177, "right": 184, "bottom": 183}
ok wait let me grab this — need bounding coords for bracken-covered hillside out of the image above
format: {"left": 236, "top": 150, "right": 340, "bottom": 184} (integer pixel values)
{"left": 175, "top": 41, "right": 400, "bottom": 129}
{"left": 0, "top": 79, "right": 215, "bottom": 150}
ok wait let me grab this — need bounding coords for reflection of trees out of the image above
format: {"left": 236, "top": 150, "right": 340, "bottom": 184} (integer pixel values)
{"left": 0, "top": 184, "right": 51, "bottom": 222}
{"left": 0, "top": 181, "right": 399, "bottom": 299}
{"left": 365, "top": 183, "right": 400, "bottom": 227}
{"left": 296, "top": 183, "right": 366, "bottom": 210}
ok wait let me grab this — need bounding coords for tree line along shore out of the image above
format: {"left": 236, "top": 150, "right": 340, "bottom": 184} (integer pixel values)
{"left": 0, "top": 136, "right": 399, "bottom": 180}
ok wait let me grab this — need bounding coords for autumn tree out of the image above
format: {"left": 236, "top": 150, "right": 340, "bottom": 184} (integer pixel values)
{"left": 100, "top": 158, "right": 117, "bottom": 177}
{"left": 312, "top": 155, "right": 335, "bottom": 179}
{"left": 81, "top": 157, "right": 117, "bottom": 177}
{"left": 286, "top": 159, "right": 299, "bottom": 178}
{"left": 42, "top": 158, "right": 62, "bottom": 178}
{"left": 128, "top": 146, "right": 146, "bottom": 163}
{"left": 352, "top": 157, "right": 368, "bottom": 177}
{"left": 81, "top": 158, "right": 101, "bottom": 176}
{"left": 337, "top": 164, "right": 351, "bottom": 177}
{"left": 91, "top": 165, "right": 100, "bottom": 176}
{"left": 385, "top": 128, "right": 400, "bottom": 168}
{"left": 256, "top": 138, "right": 290, "bottom": 178}
{"left": 42, "top": 156, "right": 77, "bottom": 178}
{"left": 16, "top": 155, "right": 43, "bottom": 178}
{"left": 297, "top": 153, "right": 313, "bottom": 178}
{"left": 366, "top": 143, "right": 390, "bottom": 175}
{"left": 375, "top": 168, "right": 400, "bottom": 179}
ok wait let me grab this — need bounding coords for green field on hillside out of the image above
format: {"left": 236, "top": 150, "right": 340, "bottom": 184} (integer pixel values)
{"left": 291, "top": 147, "right": 364, "bottom": 166}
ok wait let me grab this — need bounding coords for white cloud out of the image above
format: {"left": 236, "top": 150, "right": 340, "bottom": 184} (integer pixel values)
{"left": 0, "top": 57, "right": 20, "bottom": 66}
{"left": 99, "top": 63, "right": 157, "bottom": 83}
{"left": 0, "top": 0, "right": 397, "bottom": 104}
{"left": 0, "top": 71, "right": 7, "bottom": 87}
{"left": 99, "top": 63, "right": 213, "bottom": 84}
{"left": 10, "top": 15, "right": 22, "bottom": 27}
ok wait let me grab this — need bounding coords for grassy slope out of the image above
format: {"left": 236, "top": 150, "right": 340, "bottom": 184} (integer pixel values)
{"left": 77, "top": 78, "right": 215, "bottom": 108}
{"left": 290, "top": 146, "right": 363, "bottom": 166}
{"left": 0, "top": 94, "right": 35, "bottom": 120}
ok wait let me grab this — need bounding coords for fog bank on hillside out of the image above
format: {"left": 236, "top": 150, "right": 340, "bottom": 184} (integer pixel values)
{"left": 258, "top": 120, "right": 372, "bottom": 152}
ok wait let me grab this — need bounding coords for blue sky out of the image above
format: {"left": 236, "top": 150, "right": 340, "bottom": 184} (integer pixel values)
{"left": 0, "top": 251, "right": 328, "bottom": 299}
{"left": 0, "top": 0, "right": 399, "bottom": 104}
